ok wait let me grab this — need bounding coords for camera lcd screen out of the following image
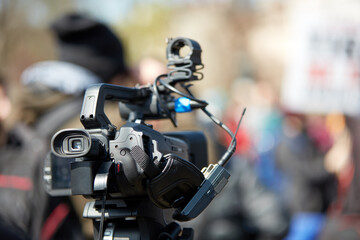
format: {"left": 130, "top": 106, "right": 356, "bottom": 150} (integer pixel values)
{"left": 51, "top": 154, "right": 73, "bottom": 189}
{"left": 44, "top": 153, "right": 74, "bottom": 196}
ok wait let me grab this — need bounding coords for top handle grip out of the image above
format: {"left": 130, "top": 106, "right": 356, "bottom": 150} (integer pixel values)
{"left": 80, "top": 83, "right": 151, "bottom": 129}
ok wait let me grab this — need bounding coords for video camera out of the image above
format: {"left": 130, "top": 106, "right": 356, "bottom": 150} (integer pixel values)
{"left": 45, "top": 37, "right": 243, "bottom": 240}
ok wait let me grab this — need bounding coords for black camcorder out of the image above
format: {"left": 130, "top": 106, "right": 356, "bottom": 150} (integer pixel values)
{"left": 44, "top": 37, "right": 243, "bottom": 240}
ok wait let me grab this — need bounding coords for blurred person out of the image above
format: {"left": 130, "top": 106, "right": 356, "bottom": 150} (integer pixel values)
{"left": 318, "top": 115, "right": 360, "bottom": 240}
{"left": 194, "top": 79, "right": 289, "bottom": 240}
{"left": 194, "top": 155, "right": 289, "bottom": 240}
{"left": 0, "top": 12, "right": 132, "bottom": 240}
{"left": 19, "top": 12, "right": 132, "bottom": 129}
{"left": 275, "top": 113, "right": 339, "bottom": 240}
{"left": 133, "top": 56, "right": 167, "bottom": 86}
{"left": 50, "top": 12, "right": 130, "bottom": 86}
{"left": 0, "top": 74, "right": 45, "bottom": 240}
{"left": 276, "top": 114, "right": 337, "bottom": 213}
{"left": 0, "top": 72, "right": 85, "bottom": 240}
{"left": 221, "top": 81, "right": 343, "bottom": 240}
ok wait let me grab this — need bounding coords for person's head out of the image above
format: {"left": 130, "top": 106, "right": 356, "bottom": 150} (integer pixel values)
{"left": 50, "top": 13, "right": 129, "bottom": 85}
{"left": 134, "top": 57, "right": 167, "bottom": 85}
{"left": 0, "top": 74, "right": 12, "bottom": 145}
{"left": 0, "top": 75, "right": 11, "bottom": 123}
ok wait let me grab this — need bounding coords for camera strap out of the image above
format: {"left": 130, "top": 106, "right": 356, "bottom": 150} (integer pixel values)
{"left": 130, "top": 145, "right": 161, "bottom": 178}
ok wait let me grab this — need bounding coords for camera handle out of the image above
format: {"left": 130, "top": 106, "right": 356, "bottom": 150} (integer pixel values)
{"left": 80, "top": 84, "right": 152, "bottom": 129}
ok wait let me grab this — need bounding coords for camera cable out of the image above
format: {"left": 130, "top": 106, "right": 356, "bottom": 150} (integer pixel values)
{"left": 155, "top": 77, "right": 247, "bottom": 167}
{"left": 98, "top": 191, "right": 107, "bottom": 240}
{"left": 178, "top": 82, "right": 246, "bottom": 166}
{"left": 153, "top": 75, "right": 178, "bottom": 126}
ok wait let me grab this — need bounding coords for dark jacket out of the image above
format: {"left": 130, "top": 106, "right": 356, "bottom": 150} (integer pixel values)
{"left": 275, "top": 130, "right": 337, "bottom": 215}
{"left": 194, "top": 158, "right": 289, "bottom": 240}
{"left": 0, "top": 124, "right": 47, "bottom": 239}
{"left": 0, "top": 118, "right": 84, "bottom": 239}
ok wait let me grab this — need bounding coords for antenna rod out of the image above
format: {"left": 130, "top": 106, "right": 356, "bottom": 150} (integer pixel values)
{"left": 218, "top": 108, "right": 246, "bottom": 166}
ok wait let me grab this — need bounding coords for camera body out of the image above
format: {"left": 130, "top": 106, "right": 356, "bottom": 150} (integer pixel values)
{"left": 46, "top": 36, "right": 208, "bottom": 204}
{"left": 51, "top": 121, "right": 208, "bottom": 199}
{"left": 45, "top": 38, "right": 233, "bottom": 227}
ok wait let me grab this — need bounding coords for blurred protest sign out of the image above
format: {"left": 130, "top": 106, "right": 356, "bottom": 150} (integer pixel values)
{"left": 281, "top": 0, "right": 360, "bottom": 116}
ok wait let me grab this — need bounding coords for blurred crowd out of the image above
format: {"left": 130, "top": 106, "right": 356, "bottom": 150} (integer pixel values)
{"left": 1, "top": 1, "right": 360, "bottom": 240}
{"left": 193, "top": 80, "right": 360, "bottom": 240}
